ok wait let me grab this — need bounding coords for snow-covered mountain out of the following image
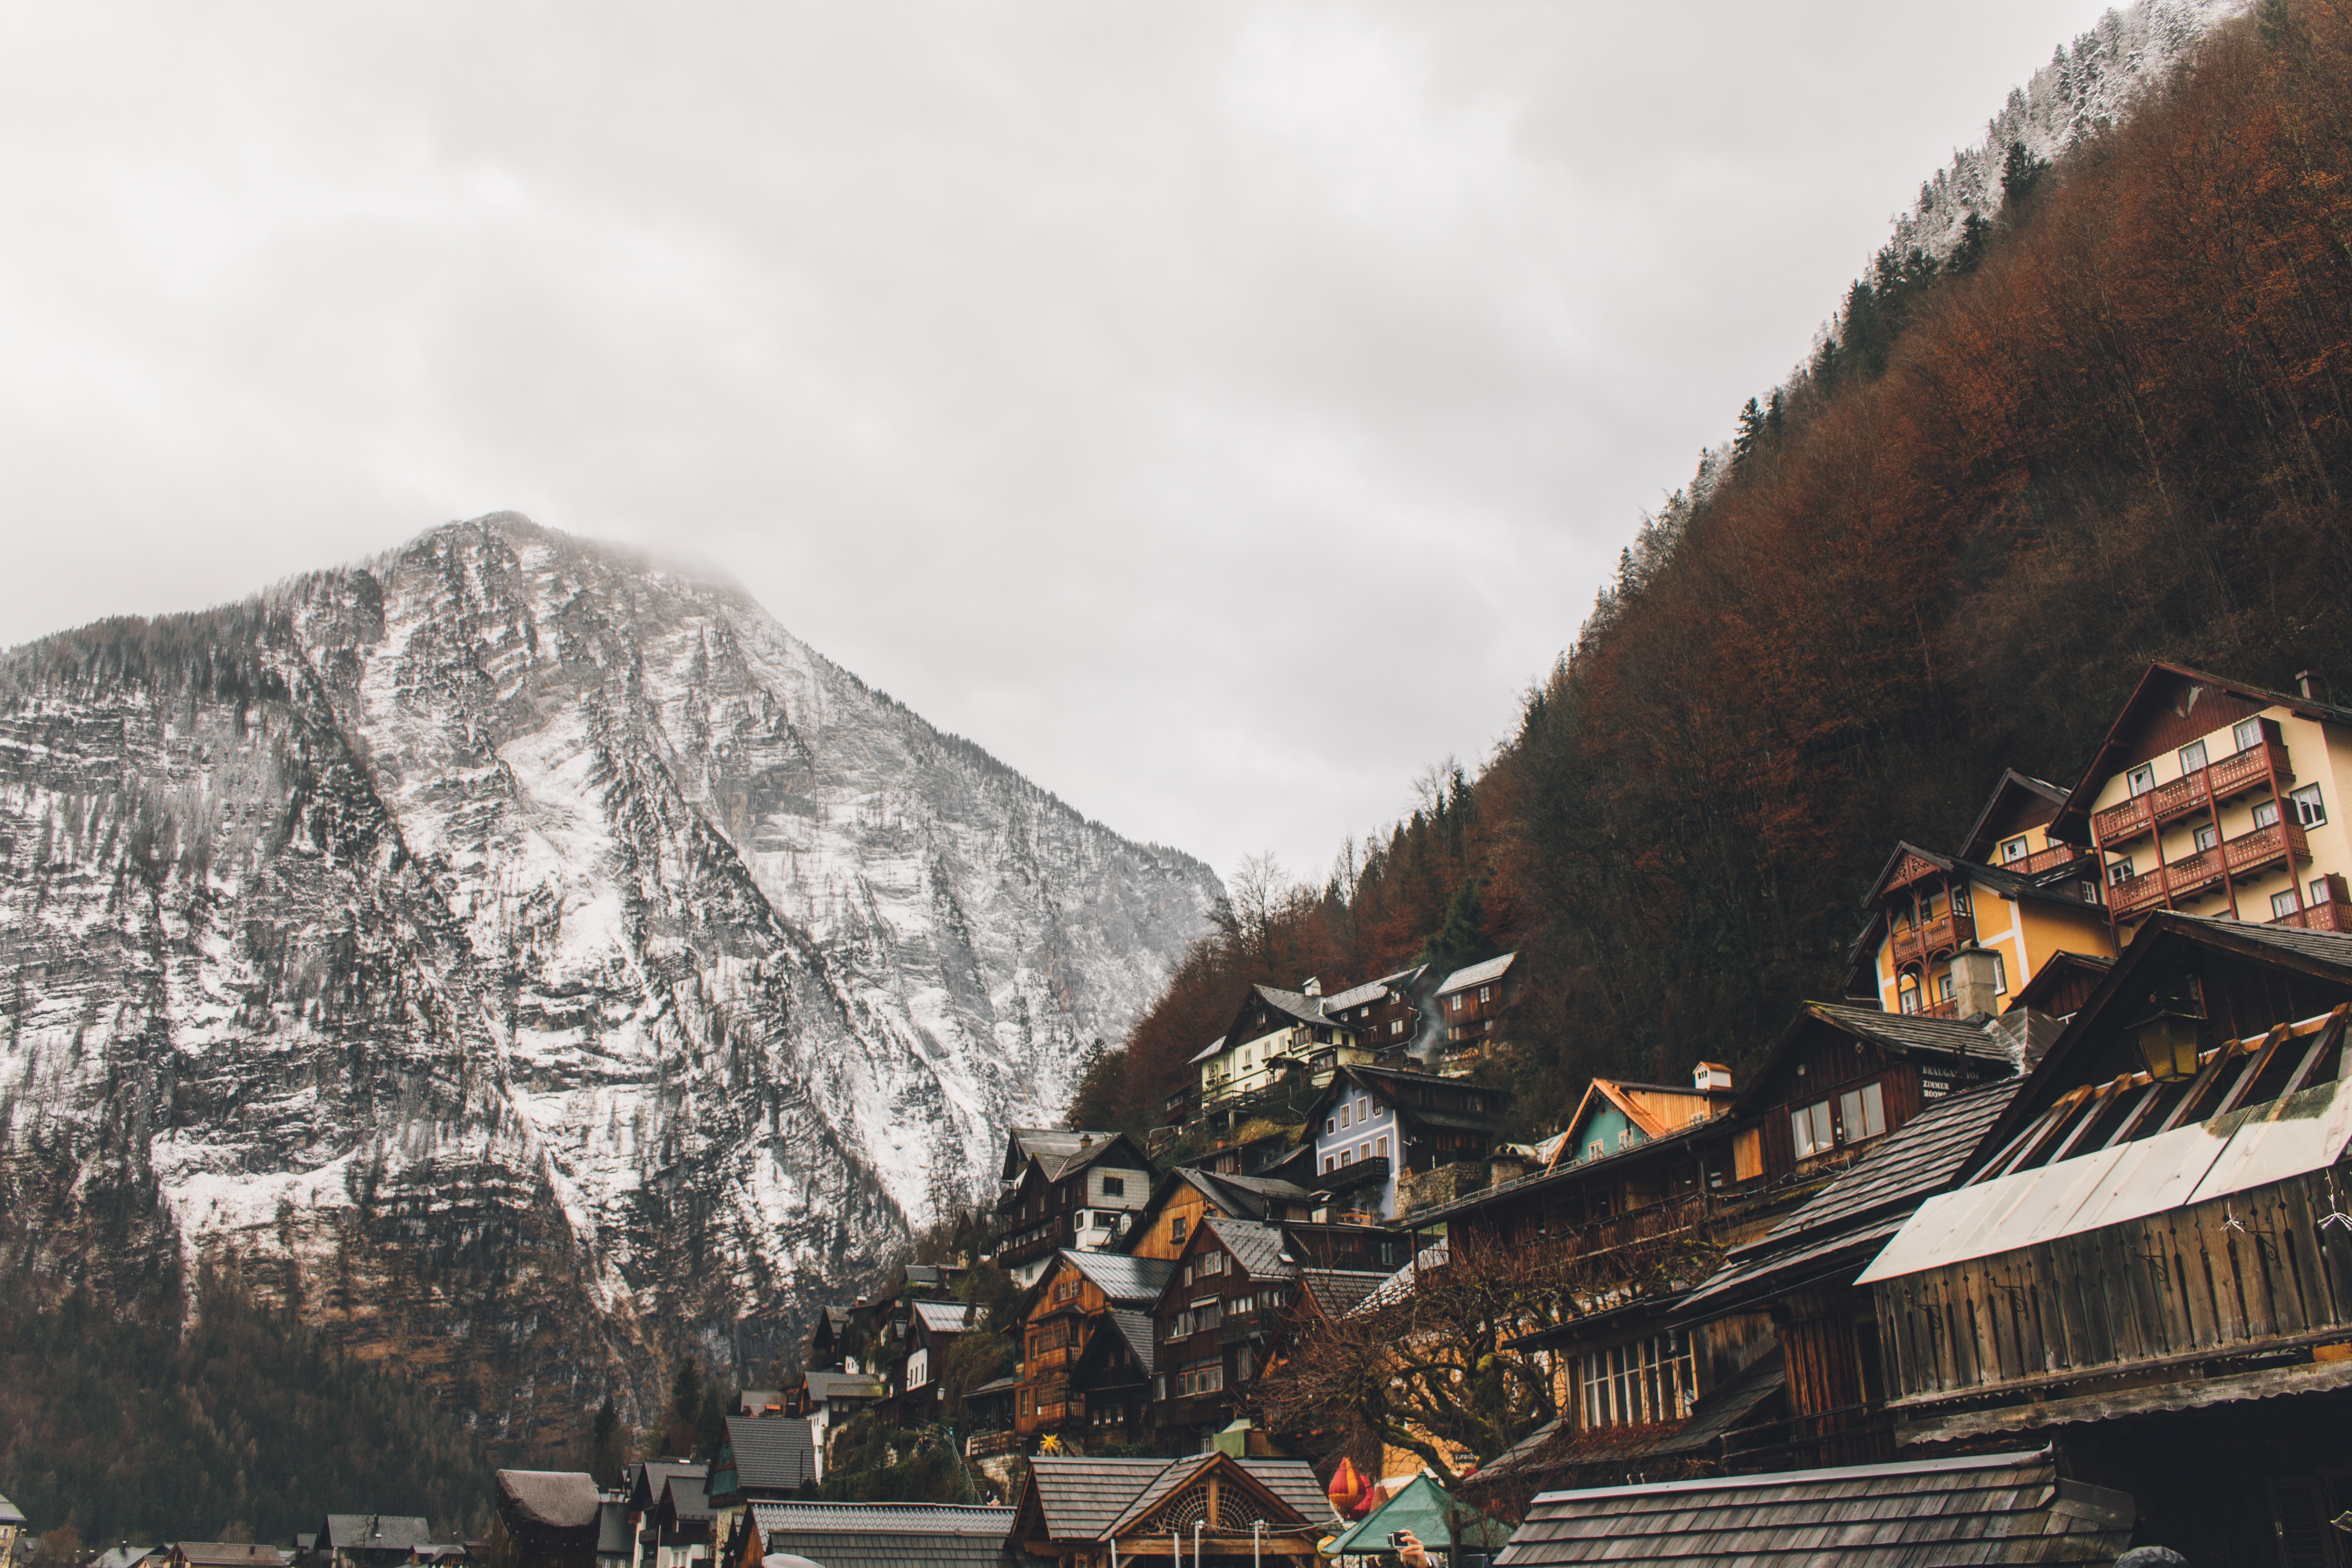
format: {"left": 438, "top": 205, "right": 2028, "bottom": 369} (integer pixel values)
{"left": 1892, "top": 0, "right": 2247, "bottom": 261}
{"left": 0, "top": 514, "right": 1220, "bottom": 1441}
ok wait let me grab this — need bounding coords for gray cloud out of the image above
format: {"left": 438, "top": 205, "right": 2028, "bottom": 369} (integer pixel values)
{"left": 0, "top": 0, "right": 2122, "bottom": 883}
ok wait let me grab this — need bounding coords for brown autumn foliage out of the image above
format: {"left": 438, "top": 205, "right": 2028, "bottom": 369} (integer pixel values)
{"left": 1080, "top": 0, "right": 2352, "bottom": 1142}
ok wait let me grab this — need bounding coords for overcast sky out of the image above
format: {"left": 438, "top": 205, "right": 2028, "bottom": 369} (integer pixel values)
{"left": 0, "top": 2, "right": 2129, "bottom": 889}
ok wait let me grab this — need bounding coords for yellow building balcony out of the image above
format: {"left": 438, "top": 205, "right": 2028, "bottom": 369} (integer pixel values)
{"left": 2105, "top": 819, "right": 2309, "bottom": 919}
{"left": 1891, "top": 909, "right": 1975, "bottom": 968}
{"left": 2090, "top": 730, "right": 2292, "bottom": 846}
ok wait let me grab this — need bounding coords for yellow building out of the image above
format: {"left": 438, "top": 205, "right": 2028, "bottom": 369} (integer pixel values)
{"left": 2051, "top": 664, "right": 2352, "bottom": 933}
{"left": 1190, "top": 981, "right": 1374, "bottom": 1116}
{"left": 1846, "top": 770, "right": 2117, "bottom": 1018}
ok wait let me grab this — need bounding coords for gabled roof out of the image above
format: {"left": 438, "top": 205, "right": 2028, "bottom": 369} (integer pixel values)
{"left": 1201, "top": 1217, "right": 1295, "bottom": 1281}
{"left": 1561, "top": 1076, "right": 1722, "bottom": 1147}
{"left": 627, "top": 1462, "right": 706, "bottom": 1512}
{"left": 1024, "top": 1457, "right": 1185, "bottom": 1540}
{"left": 320, "top": 1517, "right": 435, "bottom": 1552}
{"left": 1731, "top": 1003, "right": 2008, "bottom": 1117}
{"left": 1301, "top": 1063, "right": 1512, "bottom": 1127}
{"left": 1436, "top": 952, "right": 1517, "bottom": 996}
{"left": 1958, "top": 769, "right": 2070, "bottom": 863}
{"left": 1001, "top": 1128, "right": 1122, "bottom": 1181}
{"left": 1330, "top": 1474, "right": 1511, "bottom": 1555}
{"left": 1677, "top": 1080, "right": 2021, "bottom": 1319}
{"left": 2050, "top": 662, "right": 2352, "bottom": 843}
{"left": 1975, "top": 911, "right": 2352, "bottom": 1155}
{"left": 799, "top": 1369, "right": 885, "bottom": 1401}
{"left": 723, "top": 1415, "right": 817, "bottom": 1492}
{"left": 1187, "top": 1034, "right": 1228, "bottom": 1065}
{"left": 1295, "top": 1268, "right": 1389, "bottom": 1320}
{"left": 747, "top": 1501, "right": 1017, "bottom": 1567}
{"left": 911, "top": 1299, "right": 982, "bottom": 1336}
{"left": 659, "top": 1472, "right": 713, "bottom": 1523}
{"left": 1323, "top": 965, "right": 1427, "bottom": 1013}
{"left": 172, "top": 1550, "right": 284, "bottom": 1568}
{"left": 0, "top": 1495, "right": 25, "bottom": 1528}
{"left": 1107, "top": 1308, "right": 1157, "bottom": 1374}
{"left": 1495, "top": 1449, "right": 2130, "bottom": 1567}
{"left": 494, "top": 1473, "right": 598, "bottom": 1532}
{"left": 1062, "top": 1249, "right": 1175, "bottom": 1303}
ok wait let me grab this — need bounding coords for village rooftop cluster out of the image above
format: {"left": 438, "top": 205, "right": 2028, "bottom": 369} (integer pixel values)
{"left": 102, "top": 660, "right": 2352, "bottom": 1566}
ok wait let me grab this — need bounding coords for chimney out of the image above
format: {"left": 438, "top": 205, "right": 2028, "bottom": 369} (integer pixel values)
{"left": 2299, "top": 670, "right": 2323, "bottom": 701}
{"left": 1692, "top": 1061, "right": 1732, "bottom": 1093}
{"left": 1949, "top": 947, "right": 2002, "bottom": 1021}
{"left": 1078, "top": 1133, "right": 1093, "bottom": 1149}
{"left": 1301, "top": 976, "right": 1323, "bottom": 997}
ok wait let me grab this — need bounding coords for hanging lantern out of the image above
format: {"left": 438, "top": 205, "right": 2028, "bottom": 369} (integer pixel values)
{"left": 2131, "top": 998, "right": 2205, "bottom": 1082}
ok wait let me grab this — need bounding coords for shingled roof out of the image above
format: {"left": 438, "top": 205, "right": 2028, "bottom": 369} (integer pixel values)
{"left": 320, "top": 1516, "right": 437, "bottom": 1552}
{"left": 748, "top": 1501, "right": 1016, "bottom": 1568}
{"left": 1026, "top": 1457, "right": 1181, "bottom": 1540}
{"left": 1297, "top": 1268, "right": 1388, "bottom": 1319}
{"left": 1064, "top": 1250, "right": 1176, "bottom": 1302}
{"left": 1494, "top": 1449, "right": 2130, "bottom": 1567}
{"left": 1205, "top": 1217, "right": 1294, "bottom": 1280}
{"left": 723, "top": 1415, "right": 817, "bottom": 1492}
{"left": 1677, "top": 1080, "right": 2021, "bottom": 1319}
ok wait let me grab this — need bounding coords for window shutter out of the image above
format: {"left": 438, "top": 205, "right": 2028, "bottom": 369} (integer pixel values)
{"left": 2267, "top": 1477, "right": 2336, "bottom": 1568}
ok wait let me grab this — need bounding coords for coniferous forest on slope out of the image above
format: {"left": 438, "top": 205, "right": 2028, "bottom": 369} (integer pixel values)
{"left": 0, "top": 1275, "right": 494, "bottom": 1546}
{"left": 1071, "top": 0, "right": 2352, "bottom": 1142}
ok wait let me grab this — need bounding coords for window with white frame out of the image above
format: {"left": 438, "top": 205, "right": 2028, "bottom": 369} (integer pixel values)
{"left": 1579, "top": 1331, "right": 1696, "bottom": 1429}
{"left": 2180, "top": 739, "right": 2209, "bottom": 774}
{"left": 907, "top": 1347, "right": 931, "bottom": 1389}
{"left": 2235, "top": 717, "right": 2264, "bottom": 751}
{"left": 2294, "top": 784, "right": 2327, "bottom": 826}
{"left": 2000, "top": 835, "right": 2029, "bottom": 863}
{"left": 2194, "top": 821, "right": 2219, "bottom": 852}
{"left": 2128, "top": 764, "right": 2157, "bottom": 796}
{"left": 1588, "top": 1140, "right": 1604, "bottom": 1161}
{"left": 1839, "top": 1081, "right": 1887, "bottom": 1142}
{"left": 1375, "top": 1134, "right": 1388, "bottom": 1159}
{"left": 1791, "top": 1100, "right": 1834, "bottom": 1159}
{"left": 2109, "top": 857, "right": 2136, "bottom": 885}
{"left": 2275, "top": 890, "right": 2302, "bottom": 918}
{"left": 1479, "top": 985, "right": 1492, "bottom": 1004}
{"left": 2256, "top": 799, "right": 2282, "bottom": 829}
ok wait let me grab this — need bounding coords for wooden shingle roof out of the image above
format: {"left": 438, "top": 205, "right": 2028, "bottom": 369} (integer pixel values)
{"left": 1495, "top": 1449, "right": 2131, "bottom": 1567}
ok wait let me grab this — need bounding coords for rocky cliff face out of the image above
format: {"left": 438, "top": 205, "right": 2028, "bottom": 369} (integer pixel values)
{"left": 0, "top": 514, "right": 1219, "bottom": 1445}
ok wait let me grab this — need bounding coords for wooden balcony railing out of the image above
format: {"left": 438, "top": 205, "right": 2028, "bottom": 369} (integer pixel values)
{"left": 2106, "top": 820, "right": 2309, "bottom": 919}
{"left": 2268, "top": 898, "right": 2352, "bottom": 933}
{"left": 1998, "top": 842, "right": 2090, "bottom": 876}
{"left": 1891, "top": 910, "right": 1975, "bottom": 968}
{"left": 1915, "top": 996, "right": 1961, "bottom": 1020}
{"left": 2091, "top": 731, "right": 2291, "bottom": 846}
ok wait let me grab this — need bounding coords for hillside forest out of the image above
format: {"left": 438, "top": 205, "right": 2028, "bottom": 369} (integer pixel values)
{"left": 1070, "top": 0, "right": 2352, "bottom": 1141}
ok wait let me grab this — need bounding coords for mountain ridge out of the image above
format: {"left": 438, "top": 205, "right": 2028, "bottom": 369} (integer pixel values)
{"left": 0, "top": 512, "right": 1220, "bottom": 1445}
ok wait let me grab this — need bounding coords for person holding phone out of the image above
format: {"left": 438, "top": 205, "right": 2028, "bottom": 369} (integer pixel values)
{"left": 1389, "top": 1529, "right": 1434, "bottom": 1567}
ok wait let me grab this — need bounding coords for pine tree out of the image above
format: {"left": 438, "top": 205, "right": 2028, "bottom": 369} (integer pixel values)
{"left": 1731, "top": 398, "right": 1766, "bottom": 464}
{"left": 589, "top": 1399, "right": 626, "bottom": 1488}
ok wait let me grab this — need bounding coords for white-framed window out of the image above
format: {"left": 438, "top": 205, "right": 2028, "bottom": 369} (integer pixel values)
{"left": 1588, "top": 1140, "right": 1604, "bottom": 1161}
{"left": 1791, "top": 1100, "right": 1834, "bottom": 1159}
{"left": 2315, "top": 877, "right": 2338, "bottom": 904}
{"left": 1898, "top": 982, "right": 1921, "bottom": 1015}
{"left": 1839, "top": 1081, "right": 1887, "bottom": 1142}
{"left": 2180, "top": 739, "right": 2209, "bottom": 774}
{"left": 1196, "top": 1252, "right": 1224, "bottom": 1276}
{"left": 1618, "top": 1127, "right": 1635, "bottom": 1150}
{"left": 2109, "top": 857, "right": 2136, "bottom": 885}
{"left": 2194, "top": 822, "right": 2219, "bottom": 852}
{"left": 1339, "top": 1105, "right": 1351, "bottom": 1130}
{"left": 1356, "top": 1141, "right": 1370, "bottom": 1163}
{"left": 1992, "top": 951, "right": 2008, "bottom": 993}
{"left": 1580, "top": 1332, "right": 1696, "bottom": 1429}
{"left": 2234, "top": 717, "right": 2265, "bottom": 751}
{"left": 1324, "top": 1117, "right": 1336, "bottom": 1135}
{"left": 2274, "top": 890, "right": 2302, "bottom": 918}
{"left": 1951, "top": 885, "right": 1971, "bottom": 915}
{"left": 1375, "top": 1135, "right": 1388, "bottom": 1159}
{"left": 1938, "top": 973, "right": 1956, "bottom": 1003}
{"left": 1355, "top": 1097, "right": 1370, "bottom": 1121}
{"left": 1478, "top": 985, "right": 1492, "bottom": 1004}
{"left": 2128, "top": 764, "right": 2157, "bottom": 796}
{"left": 907, "top": 1347, "right": 931, "bottom": 1389}
{"left": 2256, "top": 799, "right": 2282, "bottom": 829}
{"left": 1390, "top": 1019, "right": 1404, "bottom": 1035}
{"left": 2000, "top": 835, "right": 2029, "bottom": 863}
{"left": 2294, "top": 784, "right": 2327, "bottom": 826}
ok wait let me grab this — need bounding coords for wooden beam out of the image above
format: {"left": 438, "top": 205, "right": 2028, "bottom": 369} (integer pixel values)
{"left": 2214, "top": 1022, "right": 2296, "bottom": 1117}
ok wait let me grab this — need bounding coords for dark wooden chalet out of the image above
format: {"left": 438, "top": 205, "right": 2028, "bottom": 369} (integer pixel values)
{"left": 1857, "top": 912, "right": 2352, "bottom": 1562}
{"left": 1014, "top": 1250, "right": 1175, "bottom": 1450}
{"left": 1432, "top": 952, "right": 1523, "bottom": 1068}
{"left": 1317, "top": 964, "right": 1431, "bottom": 1054}
{"left": 707, "top": 1416, "right": 817, "bottom": 1508}
{"left": 1063, "top": 1305, "right": 1156, "bottom": 1450}
{"left": 1009, "top": 1453, "right": 1337, "bottom": 1564}
{"left": 1302, "top": 1065, "right": 1510, "bottom": 1222}
{"left": 989, "top": 1132, "right": 1155, "bottom": 1283}
{"left": 1146, "top": 1218, "right": 1302, "bottom": 1450}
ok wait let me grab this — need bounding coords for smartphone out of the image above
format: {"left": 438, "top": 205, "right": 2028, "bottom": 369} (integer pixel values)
{"left": 1387, "top": 1533, "right": 1406, "bottom": 1548}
